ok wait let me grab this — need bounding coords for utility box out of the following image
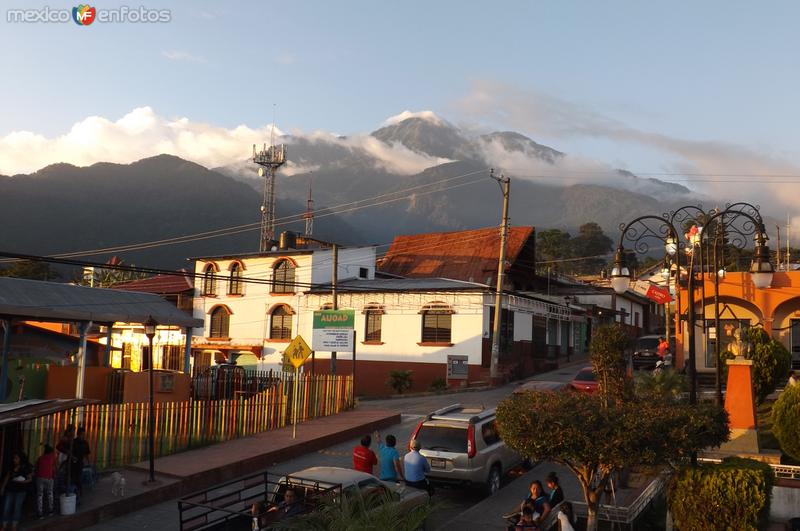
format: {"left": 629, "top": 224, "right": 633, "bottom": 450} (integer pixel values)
{"left": 447, "top": 355, "right": 469, "bottom": 380}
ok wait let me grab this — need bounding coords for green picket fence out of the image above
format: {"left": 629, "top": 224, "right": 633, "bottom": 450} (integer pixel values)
{"left": 21, "top": 373, "right": 353, "bottom": 470}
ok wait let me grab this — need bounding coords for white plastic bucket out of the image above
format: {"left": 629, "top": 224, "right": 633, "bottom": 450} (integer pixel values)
{"left": 60, "top": 493, "right": 76, "bottom": 515}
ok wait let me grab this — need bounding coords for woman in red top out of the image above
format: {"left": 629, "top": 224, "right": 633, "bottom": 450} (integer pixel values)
{"left": 352, "top": 435, "right": 377, "bottom": 474}
{"left": 36, "top": 444, "right": 57, "bottom": 517}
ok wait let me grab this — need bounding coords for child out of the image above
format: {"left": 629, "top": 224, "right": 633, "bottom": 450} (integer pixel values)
{"left": 36, "top": 445, "right": 57, "bottom": 518}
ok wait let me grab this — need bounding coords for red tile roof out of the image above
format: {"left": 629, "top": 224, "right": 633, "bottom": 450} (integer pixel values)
{"left": 112, "top": 272, "right": 193, "bottom": 294}
{"left": 378, "top": 226, "right": 535, "bottom": 283}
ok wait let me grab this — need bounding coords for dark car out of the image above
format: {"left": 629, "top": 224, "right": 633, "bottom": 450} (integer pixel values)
{"left": 569, "top": 366, "right": 598, "bottom": 394}
{"left": 632, "top": 335, "right": 663, "bottom": 370}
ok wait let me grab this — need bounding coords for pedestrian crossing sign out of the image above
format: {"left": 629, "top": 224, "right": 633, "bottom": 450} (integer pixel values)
{"left": 285, "top": 335, "right": 312, "bottom": 369}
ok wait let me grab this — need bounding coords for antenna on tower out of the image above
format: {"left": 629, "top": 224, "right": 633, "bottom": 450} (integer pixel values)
{"left": 253, "top": 107, "right": 287, "bottom": 252}
{"left": 304, "top": 175, "right": 314, "bottom": 236}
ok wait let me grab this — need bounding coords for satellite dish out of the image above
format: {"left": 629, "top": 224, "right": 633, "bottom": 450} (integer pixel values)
{"left": 258, "top": 168, "right": 266, "bottom": 177}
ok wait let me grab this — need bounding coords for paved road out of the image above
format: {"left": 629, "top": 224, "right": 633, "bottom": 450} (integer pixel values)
{"left": 84, "top": 362, "right": 585, "bottom": 531}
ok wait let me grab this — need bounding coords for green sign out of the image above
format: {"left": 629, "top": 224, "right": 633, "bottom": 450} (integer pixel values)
{"left": 313, "top": 310, "right": 355, "bottom": 329}
{"left": 312, "top": 309, "right": 355, "bottom": 352}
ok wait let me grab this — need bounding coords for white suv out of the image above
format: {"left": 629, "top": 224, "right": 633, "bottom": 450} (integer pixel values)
{"left": 410, "top": 404, "right": 522, "bottom": 495}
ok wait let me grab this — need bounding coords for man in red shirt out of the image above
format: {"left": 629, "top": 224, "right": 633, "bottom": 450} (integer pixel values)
{"left": 656, "top": 337, "right": 669, "bottom": 360}
{"left": 352, "top": 435, "right": 377, "bottom": 474}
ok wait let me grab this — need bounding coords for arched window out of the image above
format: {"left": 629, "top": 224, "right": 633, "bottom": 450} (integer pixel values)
{"left": 272, "top": 260, "right": 296, "bottom": 293}
{"left": 270, "top": 305, "right": 293, "bottom": 340}
{"left": 228, "top": 262, "right": 243, "bottom": 295}
{"left": 420, "top": 302, "right": 453, "bottom": 344}
{"left": 202, "top": 264, "right": 217, "bottom": 296}
{"left": 209, "top": 306, "right": 230, "bottom": 338}
{"left": 363, "top": 303, "right": 384, "bottom": 343}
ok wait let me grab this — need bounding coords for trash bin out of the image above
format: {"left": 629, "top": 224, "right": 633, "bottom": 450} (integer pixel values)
{"left": 60, "top": 493, "right": 76, "bottom": 515}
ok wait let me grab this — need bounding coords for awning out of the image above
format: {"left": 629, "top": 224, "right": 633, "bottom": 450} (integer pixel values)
{"left": 0, "top": 277, "right": 202, "bottom": 328}
{"left": 0, "top": 399, "right": 96, "bottom": 427}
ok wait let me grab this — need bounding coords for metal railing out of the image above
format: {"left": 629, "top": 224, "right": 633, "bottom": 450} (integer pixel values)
{"left": 571, "top": 472, "right": 668, "bottom": 524}
{"left": 699, "top": 457, "right": 800, "bottom": 480}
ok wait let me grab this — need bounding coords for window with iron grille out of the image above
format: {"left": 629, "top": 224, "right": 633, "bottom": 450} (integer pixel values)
{"left": 271, "top": 260, "right": 295, "bottom": 293}
{"left": 270, "top": 305, "right": 293, "bottom": 340}
{"left": 202, "top": 264, "right": 216, "bottom": 295}
{"left": 162, "top": 345, "right": 183, "bottom": 371}
{"left": 365, "top": 309, "right": 382, "bottom": 342}
{"left": 228, "top": 263, "right": 243, "bottom": 295}
{"left": 421, "top": 304, "right": 452, "bottom": 343}
{"left": 209, "top": 306, "right": 230, "bottom": 338}
{"left": 141, "top": 345, "right": 151, "bottom": 370}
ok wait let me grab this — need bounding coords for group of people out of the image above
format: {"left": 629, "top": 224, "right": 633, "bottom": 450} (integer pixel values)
{"left": 507, "top": 472, "right": 575, "bottom": 531}
{"left": 352, "top": 431, "right": 432, "bottom": 494}
{"left": 0, "top": 424, "right": 91, "bottom": 530}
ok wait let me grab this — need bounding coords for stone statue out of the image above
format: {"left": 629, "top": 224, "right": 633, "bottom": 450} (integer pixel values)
{"left": 729, "top": 328, "right": 747, "bottom": 359}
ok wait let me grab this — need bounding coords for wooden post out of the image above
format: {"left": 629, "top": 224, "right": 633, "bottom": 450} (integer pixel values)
{"left": 292, "top": 366, "right": 300, "bottom": 439}
{"left": 351, "top": 331, "right": 357, "bottom": 405}
{"left": 75, "top": 321, "right": 92, "bottom": 400}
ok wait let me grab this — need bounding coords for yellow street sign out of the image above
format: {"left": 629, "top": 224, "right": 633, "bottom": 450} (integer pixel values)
{"left": 285, "top": 335, "right": 312, "bottom": 369}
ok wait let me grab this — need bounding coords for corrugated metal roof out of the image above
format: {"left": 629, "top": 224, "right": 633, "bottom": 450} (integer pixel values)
{"left": 112, "top": 273, "right": 193, "bottom": 294}
{"left": 378, "top": 227, "right": 534, "bottom": 283}
{"left": 0, "top": 277, "right": 202, "bottom": 328}
{"left": 306, "top": 277, "right": 490, "bottom": 293}
{"left": 0, "top": 399, "right": 96, "bottom": 427}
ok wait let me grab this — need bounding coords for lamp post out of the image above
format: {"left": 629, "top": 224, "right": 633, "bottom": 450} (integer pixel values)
{"left": 143, "top": 316, "right": 158, "bottom": 484}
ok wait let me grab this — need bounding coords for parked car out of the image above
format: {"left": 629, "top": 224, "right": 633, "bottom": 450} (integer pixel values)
{"left": 270, "top": 467, "right": 428, "bottom": 521}
{"left": 631, "top": 335, "right": 662, "bottom": 370}
{"left": 569, "top": 366, "right": 598, "bottom": 394}
{"left": 410, "top": 404, "right": 523, "bottom": 495}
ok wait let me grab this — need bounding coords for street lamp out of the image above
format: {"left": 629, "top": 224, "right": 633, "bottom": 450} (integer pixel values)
{"left": 610, "top": 247, "right": 630, "bottom": 295}
{"left": 143, "top": 316, "right": 158, "bottom": 485}
{"left": 750, "top": 237, "right": 774, "bottom": 289}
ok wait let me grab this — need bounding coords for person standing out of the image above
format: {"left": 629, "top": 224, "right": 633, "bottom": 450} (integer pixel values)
{"left": 403, "top": 439, "right": 431, "bottom": 493}
{"left": 352, "top": 435, "right": 377, "bottom": 475}
{"left": 35, "top": 445, "right": 57, "bottom": 518}
{"left": 1, "top": 452, "right": 33, "bottom": 531}
{"left": 71, "top": 427, "right": 91, "bottom": 496}
{"left": 656, "top": 336, "right": 669, "bottom": 360}
{"left": 374, "top": 431, "right": 404, "bottom": 482}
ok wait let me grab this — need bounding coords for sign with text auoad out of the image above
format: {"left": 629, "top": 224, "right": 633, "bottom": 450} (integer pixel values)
{"left": 312, "top": 310, "right": 355, "bottom": 352}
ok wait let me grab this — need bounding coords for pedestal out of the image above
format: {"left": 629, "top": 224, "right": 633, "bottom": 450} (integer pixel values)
{"left": 720, "top": 357, "right": 759, "bottom": 454}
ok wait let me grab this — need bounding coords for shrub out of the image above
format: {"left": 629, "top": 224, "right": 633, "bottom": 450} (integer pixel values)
{"left": 772, "top": 383, "right": 800, "bottom": 461}
{"left": 386, "top": 370, "right": 412, "bottom": 394}
{"left": 590, "top": 324, "right": 633, "bottom": 404}
{"left": 635, "top": 369, "right": 687, "bottom": 402}
{"left": 428, "top": 377, "right": 447, "bottom": 393}
{"left": 668, "top": 457, "right": 774, "bottom": 531}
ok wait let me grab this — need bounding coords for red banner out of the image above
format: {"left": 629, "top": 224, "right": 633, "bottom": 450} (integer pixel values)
{"left": 646, "top": 284, "right": 672, "bottom": 304}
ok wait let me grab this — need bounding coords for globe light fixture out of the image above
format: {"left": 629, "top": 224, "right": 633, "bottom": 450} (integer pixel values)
{"left": 665, "top": 234, "right": 678, "bottom": 256}
{"left": 750, "top": 238, "right": 774, "bottom": 290}
{"left": 610, "top": 247, "right": 631, "bottom": 294}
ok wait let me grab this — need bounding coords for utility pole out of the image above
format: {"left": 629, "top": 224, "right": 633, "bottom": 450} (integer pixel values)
{"left": 490, "top": 171, "right": 510, "bottom": 382}
{"left": 330, "top": 244, "right": 338, "bottom": 374}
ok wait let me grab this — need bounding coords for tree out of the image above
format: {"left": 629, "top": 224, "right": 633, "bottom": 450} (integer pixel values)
{"left": 772, "top": 383, "right": 800, "bottom": 461}
{"left": 0, "top": 260, "right": 60, "bottom": 281}
{"left": 570, "top": 222, "right": 613, "bottom": 275}
{"left": 536, "top": 229, "right": 572, "bottom": 270}
{"left": 723, "top": 327, "right": 791, "bottom": 404}
{"left": 590, "top": 324, "right": 633, "bottom": 405}
{"left": 496, "top": 326, "right": 728, "bottom": 531}
{"left": 497, "top": 392, "right": 728, "bottom": 530}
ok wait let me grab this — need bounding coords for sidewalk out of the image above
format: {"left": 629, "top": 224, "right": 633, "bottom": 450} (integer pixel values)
{"left": 22, "top": 408, "right": 399, "bottom": 531}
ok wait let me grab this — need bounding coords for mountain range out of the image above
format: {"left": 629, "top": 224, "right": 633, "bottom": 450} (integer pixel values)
{"left": 0, "top": 114, "right": 736, "bottom": 270}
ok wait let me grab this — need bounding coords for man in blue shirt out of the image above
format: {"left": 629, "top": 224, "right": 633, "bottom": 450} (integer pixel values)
{"left": 375, "top": 431, "right": 404, "bottom": 482}
{"left": 403, "top": 439, "right": 431, "bottom": 494}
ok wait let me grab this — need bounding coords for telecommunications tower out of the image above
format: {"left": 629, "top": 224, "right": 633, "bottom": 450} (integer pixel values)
{"left": 304, "top": 181, "right": 314, "bottom": 236}
{"left": 252, "top": 128, "right": 287, "bottom": 252}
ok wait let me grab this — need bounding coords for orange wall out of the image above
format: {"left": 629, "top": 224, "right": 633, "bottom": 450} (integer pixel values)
{"left": 46, "top": 366, "right": 112, "bottom": 400}
{"left": 122, "top": 371, "right": 190, "bottom": 403}
{"left": 675, "top": 271, "right": 800, "bottom": 367}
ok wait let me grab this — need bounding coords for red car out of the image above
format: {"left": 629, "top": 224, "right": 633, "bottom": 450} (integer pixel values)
{"left": 569, "top": 366, "right": 598, "bottom": 394}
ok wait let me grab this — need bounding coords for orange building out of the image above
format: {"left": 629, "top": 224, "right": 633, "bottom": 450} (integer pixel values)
{"left": 676, "top": 271, "right": 800, "bottom": 372}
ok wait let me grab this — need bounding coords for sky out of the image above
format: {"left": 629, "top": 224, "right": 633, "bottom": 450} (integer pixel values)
{"left": 3, "top": 1, "right": 800, "bottom": 216}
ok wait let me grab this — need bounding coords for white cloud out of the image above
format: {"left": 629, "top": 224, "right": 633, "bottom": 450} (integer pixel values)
{"left": 162, "top": 50, "right": 206, "bottom": 64}
{"left": 0, "top": 107, "right": 448, "bottom": 176}
{"left": 457, "top": 80, "right": 800, "bottom": 213}
{"left": 382, "top": 110, "right": 444, "bottom": 127}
